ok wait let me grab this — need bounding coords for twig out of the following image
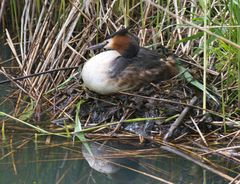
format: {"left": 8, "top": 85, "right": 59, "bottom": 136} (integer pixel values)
{"left": 211, "top": 121, "right": 240, "bottom": 128}
{"left": 164, "top": 96, "right": 198, "bottom": 141}
{"left": 160, "top": 145, "right": 236, "bottom": 182}
{"left": 0, "top": 66, "right": 79, "bottom": 84}
{"left": 110, "top": 108, "right": 132, "bottom": 135}
{"left": 190, "top": 116, "right": 208, "bottom": 146}
{"left": 229, "top": 173, "right": 240, "bottom": 184}
{"left": 191, "top": 141, "right": 240, "bottom": 165}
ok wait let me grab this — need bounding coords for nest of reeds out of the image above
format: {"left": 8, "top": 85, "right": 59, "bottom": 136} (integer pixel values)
{"left": 50, "top": 65, "right": 219, "bottom": 138}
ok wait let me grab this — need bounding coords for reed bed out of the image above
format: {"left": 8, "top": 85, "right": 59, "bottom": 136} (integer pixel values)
{"left": 0, "top": 0, "right": 240, "bottom": 182}
{"left": 0, "top": 1, "right": 239, "bottom": 117}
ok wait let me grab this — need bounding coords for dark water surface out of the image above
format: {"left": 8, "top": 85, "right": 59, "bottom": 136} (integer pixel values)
{"left": 0, "top": 39, "right": 14, "bottom": 114}
{"left": 0, "top": 137, "right": 229, "bottom": 184}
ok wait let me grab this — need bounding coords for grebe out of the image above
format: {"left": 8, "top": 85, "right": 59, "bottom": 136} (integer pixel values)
{"left": 82, "top": 29, "right": 178, "bottom": 94}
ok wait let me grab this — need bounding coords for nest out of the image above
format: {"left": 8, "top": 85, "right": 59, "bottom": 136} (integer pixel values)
{"left": 54, "top": 76, "right": 219, "bottom": 140}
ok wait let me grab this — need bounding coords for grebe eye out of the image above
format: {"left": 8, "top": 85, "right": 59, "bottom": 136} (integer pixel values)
{"left": 104, "top": 40, "right": 109, "bottom": 46}
{"left": 103, "top": 40, "right": 112, "bottom": 49}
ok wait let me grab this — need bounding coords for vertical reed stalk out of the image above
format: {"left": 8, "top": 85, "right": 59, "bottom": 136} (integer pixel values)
{"left": 140, "top": 0, "right": 144, "bottom": 29}
{"left": 1, "top": 121, "right": 6, "bottom": 141}
{"left": 221, "top": 73, "right": 226, "bottom": 132}
{"left": 156, "top": 0, "right": 160, "bottom": 27}
{"left": 96, "top": 0, "right": 100, "bottom": 42}
{"left": 124, "top": 0, "right": 129, "bottom": 27}
{"left": 10, "top": 0, "right": 20, "bottom": 37}
{"left": 203, "top": 0, "right": 208, "bottom": 114}
{"left": 36, "top": 0, "right": 41, "bottom": 15}
{"left": 237, "top": 24, "right": 240, "bottom": 109}
{"left": 0, "top": 0, "right": 6, "bottom": 24}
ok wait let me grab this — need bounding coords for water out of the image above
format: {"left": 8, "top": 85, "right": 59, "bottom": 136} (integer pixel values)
{"left": 0, "top": 40, "right": 14, "bottom": 114}
{"left": 0, "top": 137, "right": 229, "bottom": 184}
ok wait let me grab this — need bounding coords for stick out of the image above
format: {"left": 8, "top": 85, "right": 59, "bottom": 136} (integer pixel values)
{"left": 0, "top": 66, "right": 79, "bottom": 84}
{"left": 164, "top": 96, "right": 198, "bottom": 141}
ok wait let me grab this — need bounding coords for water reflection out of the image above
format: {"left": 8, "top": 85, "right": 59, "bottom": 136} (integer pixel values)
{"left": 0, "top": 136, "right": 229, "bottom": 184}
{"left": 82, "top": 140, "right": 141, "bottom": 184}
{"left": 0, "top": 77, "right": 13, "bottom": 114}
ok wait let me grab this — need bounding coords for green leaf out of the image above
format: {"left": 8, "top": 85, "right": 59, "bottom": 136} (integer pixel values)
{"left": 19, "top": 99, "right": 34, "bottom": 121}
{"left": 177, "top": 32, "right": 204, "bottom": 44}
{"left": 177, "top": 65, "right": 219, "bottom": 105}
{"left": 73, "top": 100, "right": 93, "bottom": 156}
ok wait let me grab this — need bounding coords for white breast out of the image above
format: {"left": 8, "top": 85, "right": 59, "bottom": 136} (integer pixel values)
{"left": 81, "top": 50, "right": 121, "bottom": 94}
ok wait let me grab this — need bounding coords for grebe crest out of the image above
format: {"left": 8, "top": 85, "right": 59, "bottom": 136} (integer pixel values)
{"left": 88, "top": 28, "right": 140, "bottom": 58}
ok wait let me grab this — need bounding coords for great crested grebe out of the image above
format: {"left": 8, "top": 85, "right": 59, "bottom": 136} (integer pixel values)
{"left": 81, "top": 28, "right": 178, "bottom": 94}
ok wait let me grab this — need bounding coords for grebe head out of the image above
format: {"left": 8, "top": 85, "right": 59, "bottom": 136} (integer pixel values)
{"left": 89, "top": 28, "right": 140, "bottom": 58}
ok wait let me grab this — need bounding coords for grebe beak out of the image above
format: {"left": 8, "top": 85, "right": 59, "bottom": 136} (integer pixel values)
{"left": 88, "top": 40, "right": 108, "bottom": 50}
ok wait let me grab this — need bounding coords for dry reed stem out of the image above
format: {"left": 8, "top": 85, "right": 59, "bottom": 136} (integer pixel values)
{"left": 158, "top": 143, "right": 236, "bottom": 182}
{"left": 190, "top": 116, "right": 208, "bottom": 146}
{"left": 0, "top": 0, "right": 6, "bottom": 22}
